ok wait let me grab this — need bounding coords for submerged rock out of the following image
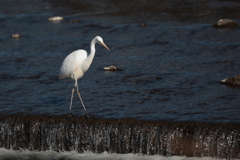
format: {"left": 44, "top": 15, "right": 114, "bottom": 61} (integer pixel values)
{"left": 48, "top": 16, "right": 64, "bottom": 21}
{"left": 220, "top": 75, "right": 240, "bottom": 85}
{"left": 104, "top": 66, "right": 123, "bottom": 71}
{"left": 12, "top": 33, "right": 22, "bottom": 39}
{"left": 69, "top": 19, "right": 79, "bottom": 23}
{"left": 212, "top": 19, "right": 239, "bottom": 28}
{"left": 139, "top": 23, "right": 147, "bottom": 27}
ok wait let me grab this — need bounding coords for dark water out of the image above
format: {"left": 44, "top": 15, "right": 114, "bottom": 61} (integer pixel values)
{"left": 1, "top": 0, "right": 240, "bottom": 123}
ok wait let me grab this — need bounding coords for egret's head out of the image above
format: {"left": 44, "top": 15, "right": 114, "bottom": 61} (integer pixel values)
{"left": 95, "top": 36, "right": 110, "bottom": 51}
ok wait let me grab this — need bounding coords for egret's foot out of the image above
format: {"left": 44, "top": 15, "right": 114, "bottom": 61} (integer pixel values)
{"left": 86, "top": 114, "right": 90, "bottom": 119}
{"left": 85, "top": 114, "right": 96, "bottom": 119}
{"left": 85, "top": 114, "right": 96, "bottom": 120}
{"left": 67, "top": 113, "right": 73, "bottom": 119}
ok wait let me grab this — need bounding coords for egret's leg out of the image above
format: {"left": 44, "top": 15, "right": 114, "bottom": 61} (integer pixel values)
{"left": 75, "top": 83, "right": 89, "bottom": 117}
{"left": 69, "top": 87, "right": 74, "bottom": 114}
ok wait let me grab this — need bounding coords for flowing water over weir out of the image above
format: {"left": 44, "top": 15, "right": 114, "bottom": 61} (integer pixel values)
{"left": 0, "top": 115, "right": 239, "bottom": 159}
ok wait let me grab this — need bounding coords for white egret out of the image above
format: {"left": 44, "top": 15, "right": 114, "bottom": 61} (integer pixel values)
{"left": 59, "top": 36, "right": 110, "bottom": 117}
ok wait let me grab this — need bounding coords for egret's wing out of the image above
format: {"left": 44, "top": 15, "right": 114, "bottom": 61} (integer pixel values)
{"left": 59, "top": 49, "right": 87, "bottom": 79}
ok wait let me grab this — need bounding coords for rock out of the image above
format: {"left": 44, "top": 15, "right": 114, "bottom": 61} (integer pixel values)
{"left": 48, "top": 16, "right": 64, "bottom": 21}
{"left": 220, "top": 75, "right": 240, "bottom": 85}
{"left": 104, "top": 65, "right": 123, "bottom": 71}
{"left": 212, "top": 19, "right": 239, "bottom": 29}
{"left": 12, "top": 33, "right": 22, "bottom": 39}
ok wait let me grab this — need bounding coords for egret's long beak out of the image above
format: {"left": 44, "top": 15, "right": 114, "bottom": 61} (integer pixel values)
{"left": 101, "top": 42, "right": 110, "bottom": 51}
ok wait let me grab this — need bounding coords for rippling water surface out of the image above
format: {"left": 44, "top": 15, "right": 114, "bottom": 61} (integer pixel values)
{"left": 1, "top": 0, "right": 240, "bottom": 123}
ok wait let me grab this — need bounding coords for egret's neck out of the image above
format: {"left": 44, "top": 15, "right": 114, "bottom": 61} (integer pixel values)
{"left": 83, "top": 39, "right": 96, "bottom": 73}
{"left": 89, "top": 39, "right": 96, "bottom": 59}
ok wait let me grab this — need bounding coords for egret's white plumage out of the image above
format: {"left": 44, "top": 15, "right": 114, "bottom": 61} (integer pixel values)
{"left": 59, "top": 49, "right": 88, "bottom": 80}
{"left": 59, "top": 36, "right": 110, "bottom": 117}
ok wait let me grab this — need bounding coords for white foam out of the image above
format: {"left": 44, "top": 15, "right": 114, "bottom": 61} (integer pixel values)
{"left": 0, "top": 148, "right": 217, "bottom": 160}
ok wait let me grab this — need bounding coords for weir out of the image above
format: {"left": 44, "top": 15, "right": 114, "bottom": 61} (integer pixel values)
{"left": 0, "top": 115, "right": 239, "bottom": 159}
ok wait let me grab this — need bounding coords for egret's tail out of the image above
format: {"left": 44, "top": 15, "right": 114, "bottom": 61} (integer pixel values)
{"left": 59, "top": 69, "right": 69, "bottom": 79}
